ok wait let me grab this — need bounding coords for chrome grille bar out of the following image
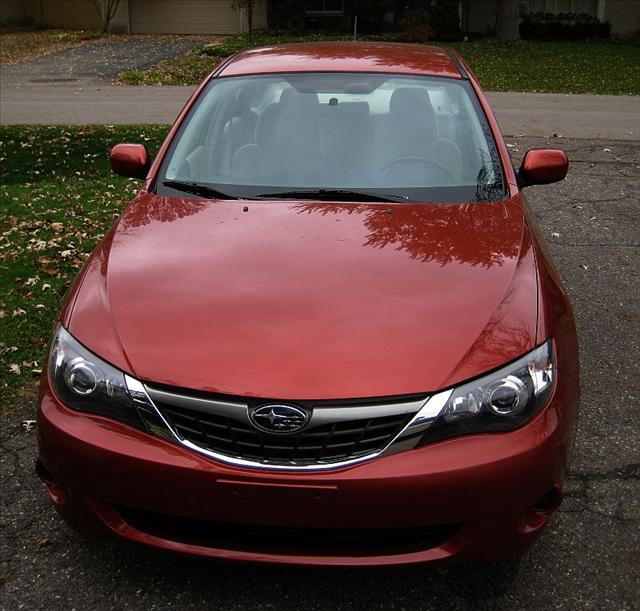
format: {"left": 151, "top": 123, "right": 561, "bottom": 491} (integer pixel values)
{"left": 126, "top": 376, "right": 451, "bottom": 471}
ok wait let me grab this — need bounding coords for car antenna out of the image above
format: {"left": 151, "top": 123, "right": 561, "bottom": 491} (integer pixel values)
{"left": 353, "top": 15, "right": 358, "bottom": 41}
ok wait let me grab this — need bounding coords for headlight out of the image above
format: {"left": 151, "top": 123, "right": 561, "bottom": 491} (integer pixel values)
{"left": 418, "top": 341, "right": 555, "bottom": 446}
{"left": 48, "top": 325, "right": 145, "bottom": 429}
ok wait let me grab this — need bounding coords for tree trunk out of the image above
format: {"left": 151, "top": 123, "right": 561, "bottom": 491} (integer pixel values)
{"left": 93, "top": 0, "right": 121, "bottom": 33}
{"left": 247, "top": 0, "right": 253, "bottom": 42}
{"left": 495, "top": 0, "right": 520, "bottom": 41}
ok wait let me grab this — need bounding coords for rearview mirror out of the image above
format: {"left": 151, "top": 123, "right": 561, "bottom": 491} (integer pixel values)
{"left": 518, "top": 149, "right": 568, "bottom": 187}
{"left": 109, "top": 143, "right": 149, "bottom": 179}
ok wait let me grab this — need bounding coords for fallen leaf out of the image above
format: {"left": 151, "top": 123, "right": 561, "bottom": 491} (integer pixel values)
{"left": 10, "top": 364, "right": 21, "bottom": 375}
{"left": 50, "top": 222, "right": 64, "bottom": 232}
{"left": 22, "top": 420, "right": 36, "bottom": 432}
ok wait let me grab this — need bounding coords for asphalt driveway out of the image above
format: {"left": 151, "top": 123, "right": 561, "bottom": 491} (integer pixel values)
{"left": 1, "top": 135, "right": 638, "bottom": 609}
{"left": 0, "top": 36, "right": 210, "bottom": 85}
{"left": 0, "top": 35, "right": 213, "bottom": 126}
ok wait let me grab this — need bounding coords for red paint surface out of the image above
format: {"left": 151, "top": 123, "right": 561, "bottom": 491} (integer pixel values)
{"left": 219, "top": 42, "right": 462, "bottom": 79}
{"left": 109, "top": 143, "right": 148, "bottom": 179}
{"left": 39, "top": 44, "right": 579, "bottom": 565}
{"left": 38, "top": 366, "right": 577, "bottom": 565}
{"left": 67, "top": 196, "right": 537, "bottom": 399}
{"left": 521, "top": 149, "right": 569, "bottom": 184}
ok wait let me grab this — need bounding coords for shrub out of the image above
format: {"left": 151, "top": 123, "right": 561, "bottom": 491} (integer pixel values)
{"left": 520, "top": 12, "right": 611, "bottom": 40}
{"left": 200, "top": 30, "right": 405, "bottom": 58}
{"left": 400, "top": 8, "right": 433, "bottom": 43}
{"left": 0, "top": 16, "right": 39, "bottom": 30}
{"left": 430, "top": 0, "right": 462, "bottom": 41}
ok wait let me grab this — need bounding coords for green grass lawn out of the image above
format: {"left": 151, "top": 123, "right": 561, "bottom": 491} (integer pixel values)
{"left": 118, "top": 34, "right": 640, "bottom": 95}
{"left": 0, "top": 125, "right": 168, "bottom": 415}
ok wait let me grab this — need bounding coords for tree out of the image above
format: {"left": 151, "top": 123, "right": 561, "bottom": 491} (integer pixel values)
{"left": 92, "top": 0, "right": 121, "bottom": 33}
{"left": 232, "top": 0, "right": 255, "bottom": 42}
{"left": 494, "top": 0, "right": 520, "bottom": 40}
{"left": 431, "top": 0, "right": 462, "bottom": 41}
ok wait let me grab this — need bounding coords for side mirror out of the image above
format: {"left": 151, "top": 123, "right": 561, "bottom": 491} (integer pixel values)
{"left": 518, "top": 148, "right": 568, "bottom": 187}
{"left": 109, "top": 143, "right": 149, "bottom": 179}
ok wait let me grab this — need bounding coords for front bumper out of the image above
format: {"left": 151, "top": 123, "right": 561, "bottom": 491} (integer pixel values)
{"left": 36, "top": 373, "right": 578, "bottom": 567}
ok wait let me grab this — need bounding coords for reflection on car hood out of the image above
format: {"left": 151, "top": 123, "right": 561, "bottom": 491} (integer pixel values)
{"left": 67, "top": 193, "right": 538, "bottom": 399}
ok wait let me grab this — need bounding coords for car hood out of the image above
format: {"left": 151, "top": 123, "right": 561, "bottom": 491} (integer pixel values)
{"left": 67, "top": 194, "right": 538, "bottom": 399}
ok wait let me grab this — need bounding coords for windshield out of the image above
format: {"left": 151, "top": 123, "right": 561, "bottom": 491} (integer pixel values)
{"left": 158, "top": 72, "right": 506, "bottom": 203}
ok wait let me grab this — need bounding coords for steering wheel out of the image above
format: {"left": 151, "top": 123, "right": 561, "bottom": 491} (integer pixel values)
{"left": 381, "top": 157, "right": 455, "bottom": 185}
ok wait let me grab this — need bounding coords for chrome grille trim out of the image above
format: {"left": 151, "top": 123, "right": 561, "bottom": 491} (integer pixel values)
{"left": 126, "top": 375, "right": 452, "bottom": 471}
{"left": 146, "top": 386, "right": 250, "bottom": 422}
{"left": 307, "top": 400, "right": 425, "bottom": 425}
{"left": 146, "top": 385, "right": 426, "bottom": 426}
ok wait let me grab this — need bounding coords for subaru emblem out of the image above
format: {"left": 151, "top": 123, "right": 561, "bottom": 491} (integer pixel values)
{"left": 250, "top": 404, "right": 309, "bottom": 434}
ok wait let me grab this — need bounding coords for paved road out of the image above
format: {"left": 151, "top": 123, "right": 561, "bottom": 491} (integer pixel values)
{"left": 1, "top": 38, "right": 638, "bottom": 137}
{"left": 1, "top": 136, "right": 638, "bottom": 609}
{"left": 488, "top": 91, "right": 639, "bottom": 140}
{"left": 1, "top": 79, "right": 639, "bottom": 139}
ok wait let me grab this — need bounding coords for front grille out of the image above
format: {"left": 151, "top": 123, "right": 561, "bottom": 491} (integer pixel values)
{"left": 155, "top": 400, "right": 413, "bottom": 466}
{"left": 116, "top": 505, "right": 459, "bottom": 556}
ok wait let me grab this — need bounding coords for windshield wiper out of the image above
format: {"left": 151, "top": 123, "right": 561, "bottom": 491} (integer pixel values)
{"left": 254, "top": 189, "right": 409, "bottom": 203}
{"left": 162, "top": 180, "right": 239, "bottom": 200}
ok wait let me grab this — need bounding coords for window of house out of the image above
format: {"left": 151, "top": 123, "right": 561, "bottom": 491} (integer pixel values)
{"left": 527, "top": 0, "right": 597, "bottom": 15}
{"left": 305, "top": 0, "right": 344, "bottom": 15}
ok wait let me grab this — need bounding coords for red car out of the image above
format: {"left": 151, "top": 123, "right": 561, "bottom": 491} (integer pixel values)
{"left": 37, "top": 43, "right": 579, "bottom": 566}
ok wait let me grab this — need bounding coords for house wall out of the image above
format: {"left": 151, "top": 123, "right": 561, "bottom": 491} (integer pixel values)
{"left": 1, "top": 0, "right": 26, "bottom": 21}
{"left": 129, "top": 0, "right": 266, "bottom": 34}
{"left": 602, "top": 0, "right": 640, "bottom": 34}
{"left": 18, "top": 0, "right": 129, "bottom": 31}
{"left": 1, "top": 0, "right": 264, "bottom": 33}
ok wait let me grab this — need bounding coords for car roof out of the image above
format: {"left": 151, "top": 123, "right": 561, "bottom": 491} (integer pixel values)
{"left": 217, "top": 42, "right": 464, "bottom": 79}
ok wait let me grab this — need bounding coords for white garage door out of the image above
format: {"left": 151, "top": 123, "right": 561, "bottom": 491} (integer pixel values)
{"left": 130, "top": 0, "right": 244, "bottom": 34}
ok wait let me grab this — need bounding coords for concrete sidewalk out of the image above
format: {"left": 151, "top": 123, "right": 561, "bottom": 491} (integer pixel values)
{"left": 1, "top": 82, "right": 638, "bottom": 139}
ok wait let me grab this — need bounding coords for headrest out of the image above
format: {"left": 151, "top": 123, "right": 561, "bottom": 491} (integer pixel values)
{"left": 256, "top": 91, "right": 319, "bottom": 149}
{"left": 388, "top": 87, "right": 438, "bottom": 142}
{"left": 235, "top": 82, "right": 260, "bottom": 112}
{"left": 278, "top": 88, "right": 319, "bottom": 111}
